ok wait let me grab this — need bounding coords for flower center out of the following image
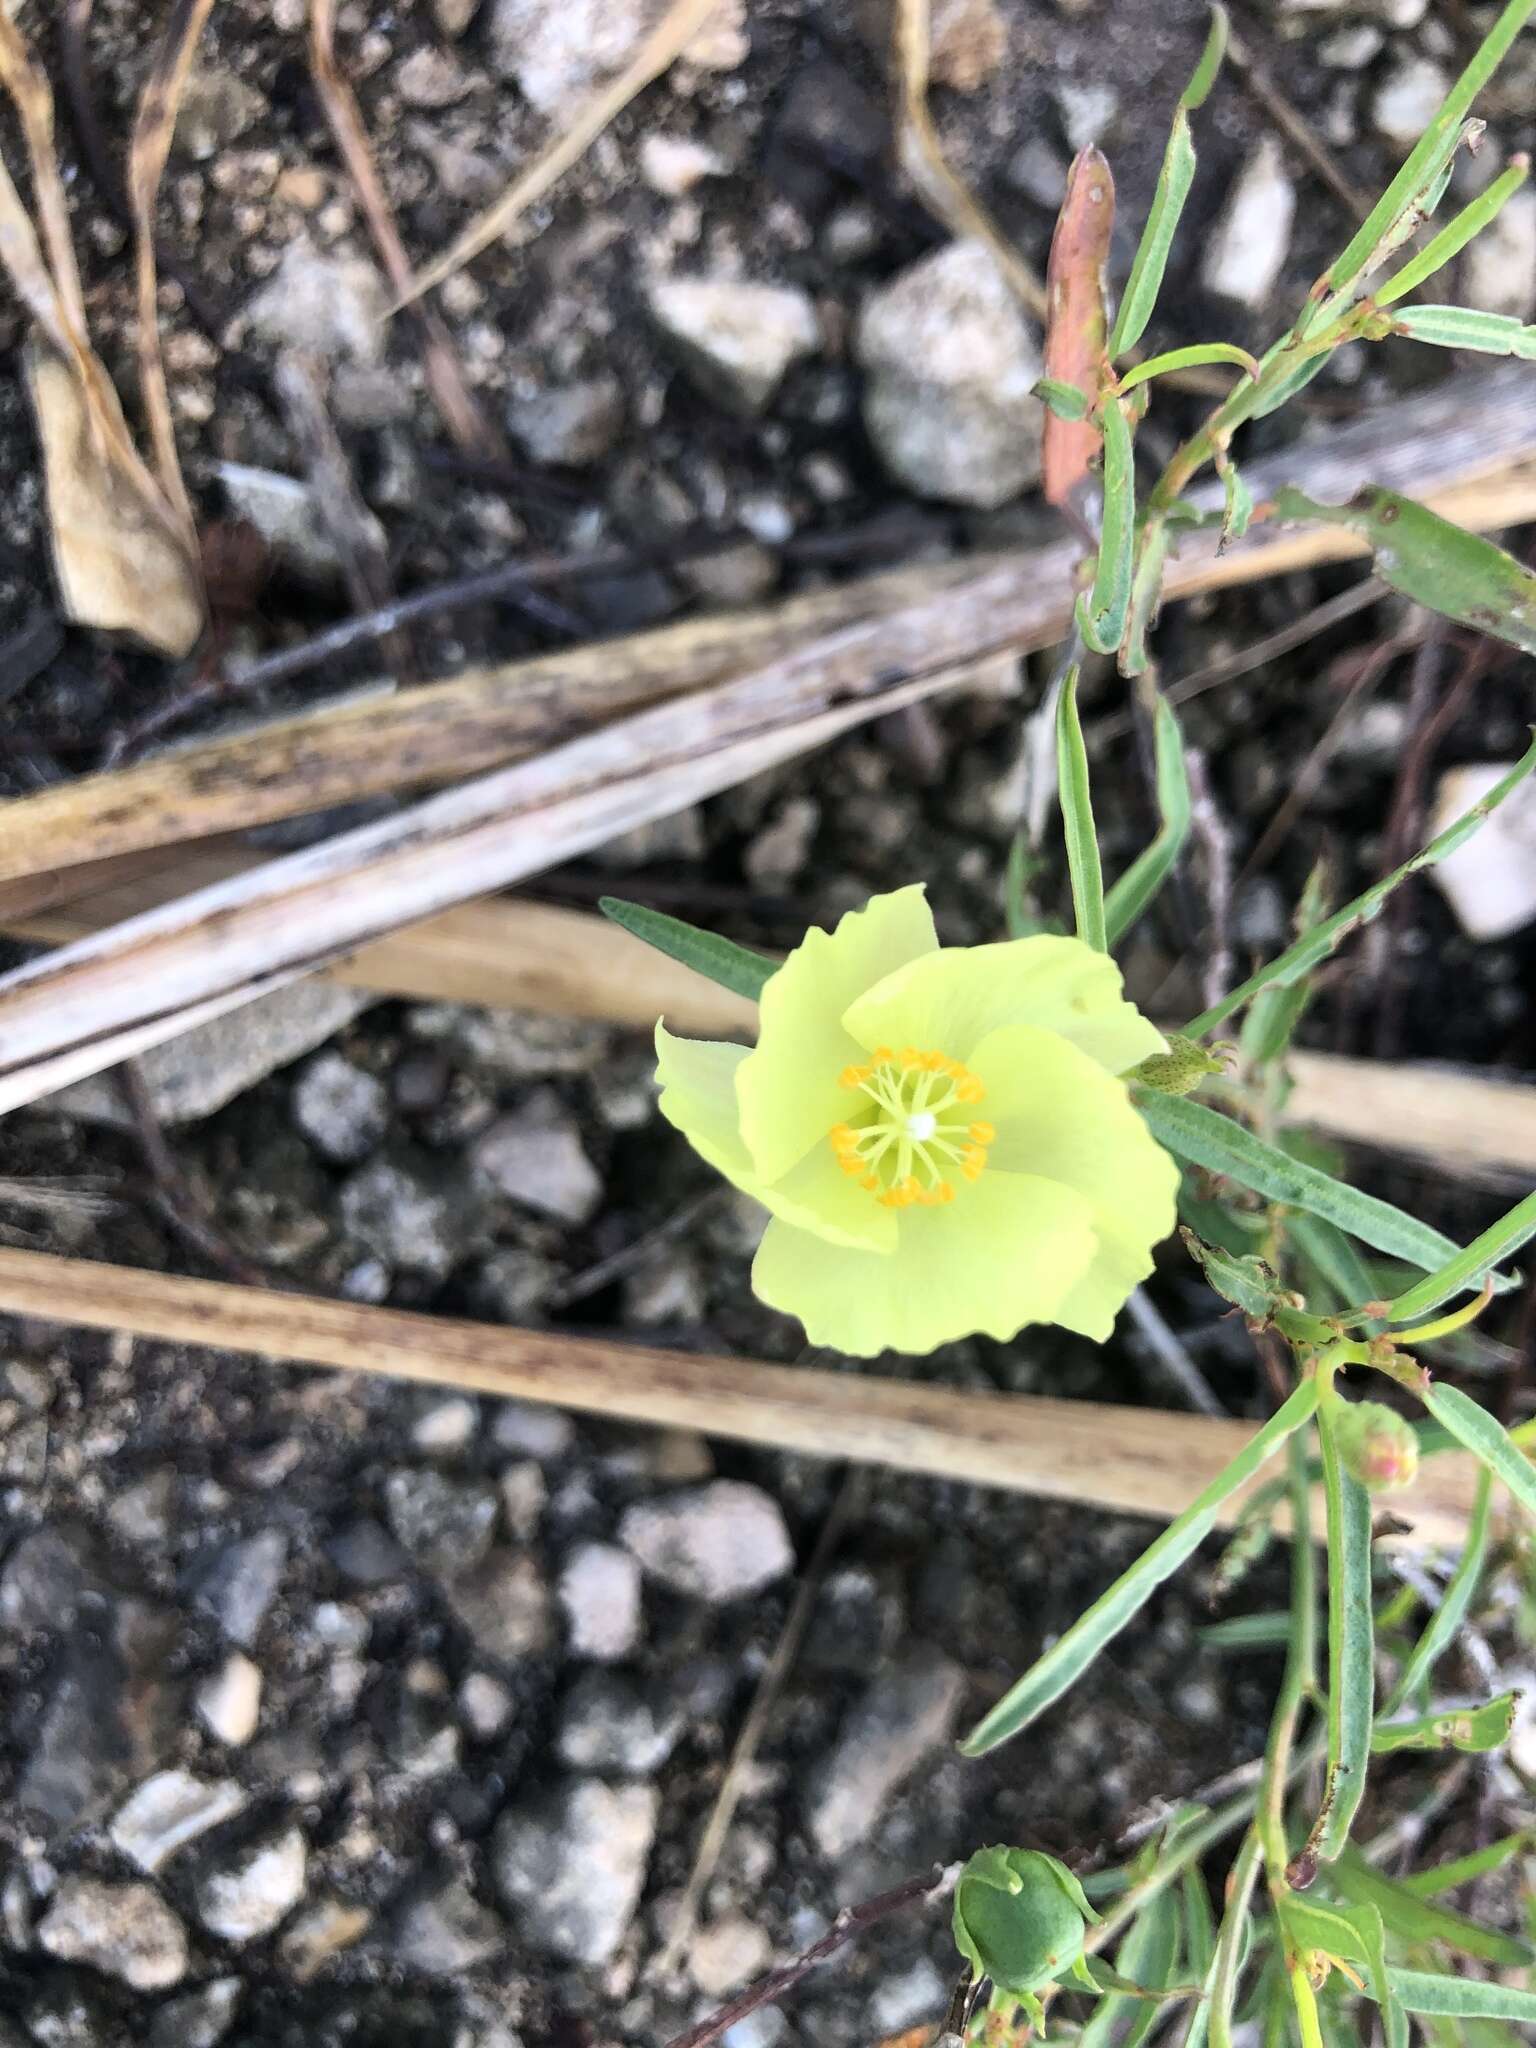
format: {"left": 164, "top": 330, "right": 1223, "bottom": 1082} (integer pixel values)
{"left": 828, "top": 1047, "right": 994, "bottom": 1208}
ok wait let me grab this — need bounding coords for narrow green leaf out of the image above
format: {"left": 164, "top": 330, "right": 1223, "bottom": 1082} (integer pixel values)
{"left": 1327, "top": 0, "right": 1536, "bottom": 298}
{"left": 1110, "top": 113, "right": 1195, "bottom": 359}
{"left": 1393, "top": 303, "right": 1536, "bottom": 356}
{"left": 1056, "top": 664, "right": 1107, "bottom": 951}
{"left": 1079, "top": 1886, "right": 1181, "bottom": 2048}
{"left": 959, "top": 1381, "right": 1320, "bottom": 1754}
{"left": 1313, "top": 1395, "right": 1374, "bottom": 1861}
{"left": 1277, "top": 1896, "right": 1371, "bottom": 1965}
{"left": 1421, "top": 1382, "right": 1536, "bottom": 1520}
{"left": 1077, "top": 399, "right": 1136, "bottom": 653}
{"left": 1383, "top": 1468, "right": 1493, "bottom": 1716}
{"left": 1390, "top": 1974, "right": 1536, "bottom": 2024}
{"left": 1273, "top": 486, "right": 1536, "bottom": 655}
{"left": 1035, "top": 376, "right": 1092, "bottom": 420}
{"left": 1380, "top": 1187, "right": 1536, "bottom": 1325}
{"left": 1377, "top": 159, "right": 1531, "bottom": 306}
{"left": 1285, "top": 1215, "right": 1378, "bottom": 1326}
{"left": 1400, "top": 1830, "right": 1532, "bottom": 1899}
{"left": 1334, "top": 1849, "right": 1536, "bottom": 1967}
{"left": 1183, "top": 736, "right": 1536, "bottom": 1037}
{"left": 1117, "top": 519, "right": 1169, "bottom": 678}
{"left": 1339, "top": 1903, "right": 1406, "bottom": 2048}
{"left": 1183, "top": 1864, "right": 1217, "bottom": 1977}
{"left": 1181, "top": 3, "right": 1228, "bottom": 108}
{"left": 1371, "top": 1689, "right": 1520, "bottom": 1756}
{"left": 1248, "top": 346, "right": 1332, "bottom": 420}
{"left": 1207, "top": 1831, "right": 1262, "bottom": 2048}
{"left": 1198, "top": 1611, "right": 1293, "bottom": 1650}
{"left": 1118, "top": 343, "right": 1261, "bottom": 394}
{"left": 1138, "top": 1094, "right": 1473, "bottom": 1277}
{"left": 1105, "top": 691, "right": 1190, "bottom": 939}
{"left": 598, "top": 897, "right": 775, "bottom": 1001}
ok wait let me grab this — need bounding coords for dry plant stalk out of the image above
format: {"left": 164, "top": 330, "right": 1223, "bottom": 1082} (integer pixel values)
{"left": 393, "top": 0, "right": 724, "bottom": 308}
{"left": 308, "top": 0, "right": 491, "bottom": 452}
{"left": 126, "top": 0, "right": 215, "bottom": 538}
{"left": 0, "top": 1249, "right": 1480, "bottom": 1545}
{"left": 0, "top": 6, "right": 203, "bottom": 654}
{"left": 893, "top": 0, "right": 1049, "bottom": 319}
{"left": 1, "top": 370, "right": 1532, "bottom": 894}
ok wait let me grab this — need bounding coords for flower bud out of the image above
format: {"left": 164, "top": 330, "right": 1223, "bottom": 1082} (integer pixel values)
{"left": 951, "top": 1847, "right": 1099, "bottom": 1996}
{"left": 1131, "top": 1035, "right": 1227, "bottom": 1098}
{"left": 1333, "top": 1399, "right": 1419, "bottom": 1492}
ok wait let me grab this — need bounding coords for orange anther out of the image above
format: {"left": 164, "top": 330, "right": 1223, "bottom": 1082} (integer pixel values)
{"left": 956, "top": 1078, "right": 985, "bottom": 1104}
{"left": 969, "top": 1122, "right": 996, "bottom": 1144}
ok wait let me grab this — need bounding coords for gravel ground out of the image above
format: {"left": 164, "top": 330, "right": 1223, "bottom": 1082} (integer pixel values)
{"left": 1, "top": 0, "right": 1535, "bottom": 2041}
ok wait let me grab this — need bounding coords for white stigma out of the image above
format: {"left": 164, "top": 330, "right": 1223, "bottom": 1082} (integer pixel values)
{"left": 905, "top": 1110, "right": 938, "bottom": 1142}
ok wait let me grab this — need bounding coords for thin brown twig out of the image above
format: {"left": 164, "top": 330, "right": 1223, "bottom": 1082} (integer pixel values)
{"left": 114, "top": 1064, "right": 273, "bottom": 1290}
{"left": 272, "top": 353, "right": 394, "bottom": 623}
{"left": 1226, "top": 31, "right": 1373, "bottom": 224}
{"left": 654, "top": 1466, "right": 869, "bottom": 1979}
{"left": 1091, "top": 579, "right": 1384, "bottom": 745}
{"left": 662, "top": 1865, "right": 959, "bottom": 2048}
{"left": 307, "top": 0, "right": 493, "bottom": 453}
{"left": 126, "top": 0, "right": 214, "bottom": 540}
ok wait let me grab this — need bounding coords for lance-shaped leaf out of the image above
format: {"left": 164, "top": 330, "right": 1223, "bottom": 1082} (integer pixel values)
{"left": 599, "top": 897, "right": 775, "bottom": 1001}
{"left": 1035, "top": 377, "right": 1091, "bottom": 420}
{"left": 1376, "top": 157, "right": 1530, "bottom": 306}
{"left": 1109, "top": 5, "right": 1227, "bottom": 358}
{"left": 1273, "top": 485, "right": 1536, "bottom": 654}
{"left": 1377, "top": 1188, "right": 1536, "bottom": 1326}
{"left": 1324, "top": 0, "right": 1535, "bottom": 303}
{"left": 1392, "top": 304, "right": 1536, "bottom": 357}
{"left": 1308, "top": 1393, "right": 1375, "bottom": 1862}
{"left": 1334, "top": 1847, "right": 1536, "bottom": 1967}
{"left": 1390, "top": 1972, "right": 1536, "bottom": 2022}
{"left": 1105, "top": 690, "right": 1190, "bottom": 938}
{"left": 1042, "top": 148, "right": 1113, "bottom": 509}
{"left": 1382, "top": 1468, "right": 1493, "bottom": 1715}
{"left": 1117, "top": 520, "right": 1169, "bottom": 679}
{"left": 1076, "top": 395, "right": 1135, "bottom": 653}
{"left": 1420, "top": 1382, "right": 1536, "bottom": 1521}
{"left": 1371, "top": 1689, "right": 1520, "bottom": 1756}
{"left": 1117, "top": 343, "right": 1260, "bottom": 394}
{"left": 1056, "top": 665, "right": 1106, "bottom": 951}
{"left": 1215, "top": 448, "right": 1253, "bottom": 550}
{"left": 1399, "top": 1830, "right": 1532, "bottom": 1899}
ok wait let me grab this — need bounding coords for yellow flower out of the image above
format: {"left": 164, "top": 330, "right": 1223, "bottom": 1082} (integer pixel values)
{"left": 654, "top": 886, "right": 1179, "bottom": 1357}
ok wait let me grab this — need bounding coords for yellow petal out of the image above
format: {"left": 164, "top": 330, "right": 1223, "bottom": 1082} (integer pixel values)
{"left": 842, "top": 934, "right": 1165, "bottom": 1075}
{"left": 751, "top": 1169, "right": 1096, "bottom": 1357}
{"left": 655, "top": 1023, "right": 895, "bottom": 1252}
{"left": 736, "top": 885, "right": 938, "bottom": 1183}
{"left": 967, "top": 1022, "right": 1180, "bottom": 1338}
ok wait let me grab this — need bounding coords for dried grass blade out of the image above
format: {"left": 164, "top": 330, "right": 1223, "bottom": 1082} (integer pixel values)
{"left": 0, "top": 147, "right": 73, "bottom": 352}
{"left": 391, "top": 0, "right": 722, "bottom": 309}
{"left": 0, "top": 10, "right": 88, "bottom": 337}
{"left": 126, "top": 0, "right": 215, "bottom": 537}
{"left": 308, "top": 0, "right": 494, "bottom": 451}
{"left": 893, "top": 0, "right": 1048, "bottom": 320}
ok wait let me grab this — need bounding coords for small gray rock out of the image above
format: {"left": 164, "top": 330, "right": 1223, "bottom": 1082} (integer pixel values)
{"left": 338, "top": 1153, "right": 468, "bottom": 1280}
{"left": 0, "top": 1522, "right": 110, "bottom": 1632}
{"left": 196, "top": 1827, "right": 308, "bottom": 1943}
{"left": 196, "top": 1653, "right": 263, "bottom": 1748}
{"left": 492, "top": 1399, "right": 576, "bottom": 1459}
{"left": 621, "top": 1250, "right": 707, "bottom": 1327}
{"left": 558, "top": 1541, "right": 642, "bottom": 1661}
{"left": 458, "top": 1670, "right": 516, "bottom": 1739}
{"left": 870, "top": 1957, "right": 948, "bottom": 2034}
{"left": 648, "top": 276, "right": 819, "bottom": 415}
{"left": 244, "top": 244, "right": 389, "bottom": 366}
{"left": 188, "top": 1530, "right": 286, "bottom": 1649}
{"left": 410, "top": 1004, "right": 613, "bottom": 1078}
{"left": 620, "top": 1481, "right": 793, "bottom": 1604}
{"left": 493, "top": 1779, "right": 657, "bottom": 1964}
{"left": 808, "top": 1648, "right": 965, "bottom": 1859}
{"left": 556, "top": 1671, "right": 682, "bottom": 1775}
{"left": 690, "top": 1912, "right": 773, "bottom": 1997}
{"left": 19, "top": 1599, "right": 183, "bottom": 1828}
{"left": 384, "top": 1470, "right": 499, "bottom": 1577}
{"left": 857, "top": 240, "right": 1043, "bottom": 508}
{"left": 174, "top": 67, "right": 265, "bottom": 158}
{"left": 110, "top": 1770, "right": 249, "bottom": 1874}
{"left": 444, "top": 1548, "right": 553, "bottom": 1665}
{"left": 391, "top": 1875, "right": 505, "bottom": 1975}
{"left": 509, "top": 377, "right": 625, "bottom": 467}
{"left": 473, "top": 1092, "right": 604, "bottom": 1224}
{"left": 744, "top": 796, "right": 820, "bottom": 888}
{"left": 473, "top": 1247, "right": 560, "bottom": 1323}
{"left": 292, "top": 1051, "right": 388, "bottom": 1164}
{"left": 38, "top": 1877, "right": 188, "bottom": 1991}
{"left": 325, "top": 1517, "right": 407, "bottom": 1587}
{"left": 1462, "top": 183, "right": 1536, "bottom": 320}
{"left": 489, "top": 0, "right": 648, "bottom": 110}
{"left": 147, "top": 1977, "right": 243, "bottom": 2048}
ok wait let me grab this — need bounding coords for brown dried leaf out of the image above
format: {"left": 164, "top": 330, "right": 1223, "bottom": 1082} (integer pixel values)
{"left": 390, "top": 0, "right": 724, "bottom": 309}
{"left": 1043, "top": 146, "right": 1114, "bottom": 511}
{"left": 308, "top": 0, "right": 493, "bottom": 452}
{"left": 27, "top": 342, "right": 205, "bottom": 657}
{"left": 0, "top": 10, "right": 88, "bottom": 338}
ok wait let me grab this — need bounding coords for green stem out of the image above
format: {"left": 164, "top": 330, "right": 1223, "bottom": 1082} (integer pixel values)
{"left": 1288, "top": 1963, "right": 1327, "bottom": 2048}
{"left": 1258, "top": 1430, "right": 1317, "bottom": 1884}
